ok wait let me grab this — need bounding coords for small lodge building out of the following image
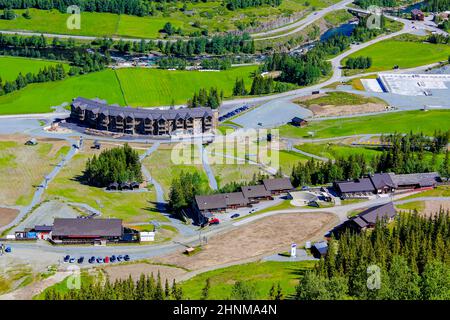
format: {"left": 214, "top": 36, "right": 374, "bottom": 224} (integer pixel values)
{"left": 311, "top": 241, "right": 328, "bottom": 258}
{"left": 389, "top": 172, "right": 441, "bottom": 190}
{"left": 334, "top": 172, "right": 439, "bottom": 198}
{"left": 51, "top": 218, "right": 124, "bottom": 244}
{"left": 263, "top": 178, "right": 294, "bottom": 195}
{"left": 347, "top": 202, "right": 397, "bottom": 232}
{"left": 411, "top": 9, "right": 425, "bottom": 21}
{"left": 291, "top": 117, "right": 308, "bottom": 127}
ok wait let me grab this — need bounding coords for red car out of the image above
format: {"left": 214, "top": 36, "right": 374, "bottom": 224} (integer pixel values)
{"left": 209, "top": 218, "right": 220, "bottom": 225}
{"left": 104, "top": 256, "right": 110, "bottom": 263}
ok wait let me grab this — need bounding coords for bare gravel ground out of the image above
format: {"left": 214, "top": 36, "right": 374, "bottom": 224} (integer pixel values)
{"left": 0, "top": 207, "right": 19, "bottom": 228}
{"left": 155, "top": 212, "right": 337, "bottom": 271}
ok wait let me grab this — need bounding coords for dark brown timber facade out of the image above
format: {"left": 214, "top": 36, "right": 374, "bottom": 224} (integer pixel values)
{"left": 70, "top": 97, "right": 218, "bottom": 136}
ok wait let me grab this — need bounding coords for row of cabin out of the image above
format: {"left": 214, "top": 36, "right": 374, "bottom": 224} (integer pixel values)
{"left": 195, "top": 178, "right": 294, "bottom": 216}
{"left": 70, "top": 97, "right": 218, "bottom": 136}
{"left": 334, "top": 172, "right": 441, "bottom": 198}
{"left": 107, "top": 181, "right": 140, "bottom": 190}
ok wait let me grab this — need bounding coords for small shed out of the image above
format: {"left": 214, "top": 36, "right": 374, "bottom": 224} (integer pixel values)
{"left": 311, "top": 241, "right": 328, "bottom": 258}
{"left": 291, "top": 117, "right": 308, "bottom": 127}
{"left": 130, "top": 181, "right": 140, "bottom": 189}
{"left": 107, "top": 182, "right": 119, "bottom": 190}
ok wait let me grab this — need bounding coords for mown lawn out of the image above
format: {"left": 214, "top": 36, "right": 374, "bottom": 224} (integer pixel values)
{"left": 0, "top": 56, "right": 70, "bottom": 81}
{"left": 343, "top": 38, "right": 450, "bottom": 71}
{"left": 278, "top": 150, "right": 313, "bottom": 174}
{"left": 180, "top": 260, "right": 316, "bottom": 299}
{"left": 0, "top": 69, "right": 125, "bottom": 115}
{"left": 44, "top": 152, "right": 164, "bottom": 224}
{"left": 296, "top": 92, "right": 386, "bottom": 107}
{"left": 142, "top": 144, "right": 209, "bottom": 198}
{"left": 279, "top": 110, "right": 450, "bottom": 139}
{"left": 402, "top": 185, "right": 450, "bottom": 200}
{"left": 294, "top": 143, "right": 382, "bottom": 160}
{"left": 115, "top": 66, "right": 257, "bottom": 106}
{"left": 0, "top": 65, "right": 257, "bottom": 114}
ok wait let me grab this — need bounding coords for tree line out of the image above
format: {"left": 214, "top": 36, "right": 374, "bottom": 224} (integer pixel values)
{"left": 83, "top": 144, "right": 143, "bottom": 187}
{"left": 45, "top": 272, "right": 183, "bottom": 300}
{"left": 296, "top": 210, "right": 450, "bottom": 300}
{"left": 291, "top": 131, "right": 449, "bottom": 187}
{"left": 345, "top": 56, "right": 372, "bottom": 69}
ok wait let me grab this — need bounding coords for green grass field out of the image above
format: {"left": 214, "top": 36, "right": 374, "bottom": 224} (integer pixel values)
{"left": 297, "top": 92, "right": 387, "bottom": 107}
{"left": 44, "top": 150, "right": 164, "bottom": 224}
{"left": 0, "top": 1, "right": 339, "bottom": 39}
{"left": 279, "top": 110, "right": 450, "bottom": 139}
{"left": 181, "top": 260, "right": 316, "bottom": 299}
{"left": 0, "top": 65, "right": 256, "bottom": 114}
{"left": 0, "top": 69, "right": 125, "bottom": 115}
{"left": 142, "top": 144, "right": 210, "bottom": 198}
{"left": 115, "top": 66, "right": 257, "bottom": 106}
{"left": 0, "top": 56, "right": 69, "bottom": 82}
{"left": 294, "top": 143, "right": 382, "bottom": 160}
{"left": 343, "top": 38, "right": 450, "bottom": 72}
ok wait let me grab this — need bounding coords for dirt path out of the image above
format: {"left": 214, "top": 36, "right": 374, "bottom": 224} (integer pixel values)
{"left": 0, "top": 271, "right": 68, "bottom": 300}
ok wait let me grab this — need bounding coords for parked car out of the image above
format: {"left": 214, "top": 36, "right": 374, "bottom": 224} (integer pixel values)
{"left": 77, "top": 256, "right": 84, "bottom": 264}
{"left": 117, "top": 255, "right": 123, "bottom": 262}
{"left": 124, "top": 254, "right": 130, "bottom": 261}
{"left": 110, "top": 255, "right": 116, "bottom": 263}
{"left": 230, "top": 213, "right": 240, "bottom": 219}
{"left": 209, "top": 218, "right": 220, "bottom": 225}
{"left": 63, "top": 255, "right": 70, "bottom": 263}
{"left": 69, "top": 258, "right": 76, "bottom": 263}
{"left": 5, "top": 247, "right": 11, "bottom": 253}
{"left": 96, "top": 257, "right": 104, "bottom": 263}
{"left": 88, "top": 256, "right": 95, "bottom": 263}
{"left": 104, "top": 256, "right": 110, "bottom": 263}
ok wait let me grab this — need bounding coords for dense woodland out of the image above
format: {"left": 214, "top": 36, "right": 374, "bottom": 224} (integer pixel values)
{"left": 291, "top": 131, "right": 450, "bottom": 187}
{"left": 83, "top": 144, "right": 143, "bottom": 187}
{"left": 345, "top": 56, "right": 372, "bottom": 69}
{"left": 296, "top": 211, "right": 450, "bottom": 300}
{"left": 45, "top": 272, "right": 183, "bottom": 300}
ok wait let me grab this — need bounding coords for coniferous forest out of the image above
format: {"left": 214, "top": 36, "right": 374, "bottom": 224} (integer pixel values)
{"left": 45, "top": 272, "right": 183, "bottom": 300}
{"left": 296, "top": 210, "right": 450, "bottom": 300}
{"left": 83, "top": 144, "right": 143, "bottom": 187}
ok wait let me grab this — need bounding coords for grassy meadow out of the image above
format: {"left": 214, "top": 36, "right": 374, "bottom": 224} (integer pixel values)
{"left": 343, "top": 38, "right": 450, "bottom": 72}
{"left": 0, "top": 56, "right": 69, "bottom": 81}
{"left": 142, "top": 144, "right": 210, "bottom": 197}
{"left": 0, "top": 1, "right": 339, "bottom": 39}
{"left": 43, "top": 147, "right": 164, "bottom": 224}
{"left": 116, "top": 66, "right": 257, "bottom": 106}
{"left": 181, "top": 260, "right": 316, "bottom": 299}
{"left": 294, "top": 143, "right": 382, "bottom": 160}
{"left": 296, "top": 92, "right": 386, "bottom": 107}
{"left": 0, "top": 65, "right": 256, "bottom": 114}
{"left": 0, "top": 137, "right": 69, "bottom": 206}
{"left": 279, "top": 110, "right": 450, "bottom": 139}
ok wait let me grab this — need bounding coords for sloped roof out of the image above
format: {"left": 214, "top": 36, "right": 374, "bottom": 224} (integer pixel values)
{"left": 336, "top": 178, "right": 375, "bottom": 193}
{"left": 263, "top": 178, "right": 293, "bottom": 191}
{"left": 72, "top": 97, "right": 214, "bottom": 120}
{"left": 390, "top": 172, "right": 440, "bottom": 188}
{"left": 241, "top": 185, "right": 271, "bottom": 199}
{"left": 195, "top": 194, "right": 227, "bottom": 211}
{"left": 369, "top": 173, "right": 396, "bottom": 189}
{"left": 52, "top": 218, "right": 123, "bottom": 237}
{"left": 358, "top": 202, "right": 396, "bottom": 225}
{"left": 223, "top": 192, "right": 248, "bottom": 206}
